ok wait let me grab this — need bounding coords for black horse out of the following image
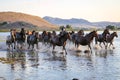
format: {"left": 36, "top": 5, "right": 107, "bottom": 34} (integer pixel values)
{"left": 27, "top": 32, "right": 39, "bottom": 50}
{"left": 15, "top": 32, "right": 26, "bottom": 49}
{"left": 50, "top": 31, "right": 71, "bottom": 56}
{"left": 95, "top": 29, "right": 110, "bottom": 48}
{"left": 75, "top": 31, "right": 98, "bottom": 53}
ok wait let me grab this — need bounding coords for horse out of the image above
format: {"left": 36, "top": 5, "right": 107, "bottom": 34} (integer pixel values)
{"left": 6, "top": 35, "right": 15, "bottom": 50}
{"left": 95, "top": 29, "right": 110, "bottom": 48}
{"left": 6, "top": 30, "right": 17, "bottom": 50}
{"left": 74, "top": 30, "right": 85, "bottom": 47}
{"left": 50, "top": 31, "right": 71, "bottom": 57}
{"left": 75, "top": 30, "right": 98, "bottom": 53}
{"left": 105, "top": 32, "right": 118, "bottom": 49}
{"left": 15, "top": 32, "right": 26, "bottom": 49}
{"left": 41, "top": 31, "right": 51, "bottom": 45}
{"left": 27, "top": 32, "right": 39, "bottom": 50}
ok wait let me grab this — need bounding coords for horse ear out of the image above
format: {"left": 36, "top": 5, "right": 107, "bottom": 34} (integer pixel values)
{"left": 94, "top": 30, "right": 97, "bottom": 32}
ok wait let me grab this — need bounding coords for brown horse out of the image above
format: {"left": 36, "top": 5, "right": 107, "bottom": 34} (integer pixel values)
{"left": 106, "top": 32, "right": 118, "bottom": 49}
{"left": 95, "top": 29, "right": 110, "bottom": 48}
{"left": 75, "top": 30, "right": 98, "bottom": 53}
{"left": 50, "top": 32, "right": 71, "bottom": 56}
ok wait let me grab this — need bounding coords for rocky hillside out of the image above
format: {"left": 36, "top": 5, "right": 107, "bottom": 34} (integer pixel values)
{"left": 0, "top": 12, "right": 58, "bottom": 30}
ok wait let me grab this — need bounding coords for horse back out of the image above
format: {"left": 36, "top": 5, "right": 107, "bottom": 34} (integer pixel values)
{"left": 16, "top": 32, "right": 22, "bottom": 40}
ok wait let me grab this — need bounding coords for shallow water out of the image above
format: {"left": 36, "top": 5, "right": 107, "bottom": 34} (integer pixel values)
{"left": 0, "top": 31, "right": 120, "bottom": 80}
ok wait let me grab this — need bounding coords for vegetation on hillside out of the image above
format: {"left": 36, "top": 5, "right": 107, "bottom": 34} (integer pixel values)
{"left": 0, "top": 12, "right": 58, "bottom": 30}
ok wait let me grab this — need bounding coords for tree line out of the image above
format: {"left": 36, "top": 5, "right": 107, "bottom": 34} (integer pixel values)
{"left": 59, "top": 24, "right": 120, "bottom": 31}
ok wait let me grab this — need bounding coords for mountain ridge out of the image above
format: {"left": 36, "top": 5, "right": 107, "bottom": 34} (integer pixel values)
{"left": 43, "top": 16, "right": 120, "bottom": 29}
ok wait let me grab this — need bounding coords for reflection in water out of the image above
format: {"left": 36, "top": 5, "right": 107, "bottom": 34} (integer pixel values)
{"left": 6, "top": 50, "right": 26, "bottom": 70}
{"left": 27, "top": 50, "right": 39, "bottom": 68}
{"left": 95, "top": 49, "right": 114, "bottom": 58}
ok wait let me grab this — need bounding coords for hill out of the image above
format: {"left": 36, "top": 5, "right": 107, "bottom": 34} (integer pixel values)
{"left": 0, "top": 12, "right": 58, "bottom": 30}
{"left": 43, "top": 16, "right": 120, "bottom": 29}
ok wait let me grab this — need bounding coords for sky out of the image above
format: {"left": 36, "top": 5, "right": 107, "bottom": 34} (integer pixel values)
{"left": 0, "top": 0, "right": 120, "bottom": 22}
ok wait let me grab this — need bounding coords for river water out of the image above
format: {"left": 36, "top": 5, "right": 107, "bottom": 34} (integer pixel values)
{"left": 0, "top": 31, "right": 120, "bottom": 80}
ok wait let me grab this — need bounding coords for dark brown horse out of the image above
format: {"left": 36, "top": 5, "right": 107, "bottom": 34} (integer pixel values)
{"left": 50, "top": 32, "right": 71, "bottom": 56}
{"left": 106, "top": 32, "right": 118, "bottom": 49}
{"left": 75, "top": 31, "right": 98, "bottom": 53}
{"left": 95, "top": 29, "right": 110, "bottom": 48}
{"left": 42, "top": 31, "right": 52, "bottom": 45}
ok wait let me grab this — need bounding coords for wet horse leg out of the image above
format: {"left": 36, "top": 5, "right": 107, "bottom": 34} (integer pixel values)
{"left": 13, "top": 41, "right": 16, "bottom": 49}
{"left": 105, "top": 42, "right": 108, "bottom": 49}
{"left": 103, "top": 41, "right": 106, "bottom": 49}
{"left": 36, "top": 43, "right": 39, "bottom": 49}
{"left": 32, "top": 44, "right": 34, "bottom": 50}
{"left": 109, "top": 42, "right": 114, "bottom": 49}
{"left": 63, "top": 46, "right": 67, "bottom": 55}
{"left": 28, "top": 43, "right": 30, "bottom": 49}
{"left": 99, "top": 42, "right": 102, "bottom": 48}
{"left": 88, "top": 44, "right": 92, "bottom": 53}
{"left": 52, "top": 45, "right": 55, "bottom": 52}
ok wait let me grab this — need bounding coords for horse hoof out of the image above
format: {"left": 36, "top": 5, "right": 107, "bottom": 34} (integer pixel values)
{"left": 76, "top": 53, "right": 81, "bottom": 56}
{"left": 52, "top": 51, "right": 56, "bottom": 53}
{"left": 113, "top": 47, "right": 115, "bottom": 49}
{"left": 84, "top": 50, "right": 90, "bottom": 53}
{"left": 76, "top": 50, "right": 82, "bottom": 52}
{"left": 72, "top": 78, "right": 79, "bottom": 80}
{"left": 60, "top": 52, "right": 64, "bottom": 54}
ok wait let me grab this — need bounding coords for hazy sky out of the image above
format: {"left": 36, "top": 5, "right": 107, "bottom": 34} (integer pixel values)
{"left": 0, "top": 0, "right": 120, "bottom": 22}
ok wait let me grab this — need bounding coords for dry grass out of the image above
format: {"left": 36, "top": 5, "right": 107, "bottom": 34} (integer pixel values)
{"left": 0, "top": 11, "right": 58, "bottom": 30}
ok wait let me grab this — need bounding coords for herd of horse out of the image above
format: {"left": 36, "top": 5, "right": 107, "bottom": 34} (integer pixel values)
{"left": 6, "top": 29, "right": 118, "bottom": 56}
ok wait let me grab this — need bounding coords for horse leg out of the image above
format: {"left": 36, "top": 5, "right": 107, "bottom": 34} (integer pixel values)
{"left": 8, "top": 43, "right": 10, "bottom": 50}
{"left": 103, "top": 42, "right": 106, "bottom": 49}
{"left": 109, "top": 42, "right": 114, "bottom": 49}
{"left": 75, "top": 41, "right": 77, "bottom": 48}
{"left": 99, "top": 42, "right": 102, "bottom": 48}
{"left": 32, "top": 44, "right": 34, "bottom": 50}
{"left": 95, "top": 38, "right": 98, "bottom": 45}
{"left": 36, "top": 43, "right": 39, "bottom": 49}
{"left": 88, "top": 44, "right": 92, "bottom": 53}
{"left": 20, "top": 43, "right": 23, "bottom": 49}
{"left": 11, "top": 43, "right": 14, "bottom": 51}
{"left": 105, "top": 43, "right": 108, "bottom": 49}
{"left": 77, "top": 43, "right": 80, "bottom": 49}
{"left": 28, "top": 43, "right": 30, "bottom": 49}
{"left": 13, "top": 42, "right": 16, "bottom": 49}
{"left": 63, "top": 46, "right": 67, "bottom": 56}
{"left": 52, "top": 45, "right": 55, "bottom": 52}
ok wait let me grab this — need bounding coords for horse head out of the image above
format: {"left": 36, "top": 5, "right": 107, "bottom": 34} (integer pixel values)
{"left": 112, "top": 32, "right": 118, "bottom": 38}
{"left": 78, "top": 30, "right": 84, "bottom": 36}
{"left": 35, "top": 32, "right": 39, "bottom": 39}
{"left": 102, "top": 28, "right": 110, "bottom": 36}
{"left": 89, "top": 30, "right": 98, "bottom": 39}
{"left": 60, "top": 32, "right": 71, "bottom": 40}
{"left": 66, "top": 32, "right": 71, "bottom": 40}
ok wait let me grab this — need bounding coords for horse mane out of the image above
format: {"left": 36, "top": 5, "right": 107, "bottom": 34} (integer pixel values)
{"left": 111, "top": 32, "right": 117, "bottom": 35}
{"left": 85, "top": 30, "right": 96, "bottom": 37}
{"left": 59, "top": 32, "right": 69, "bottom": 40}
